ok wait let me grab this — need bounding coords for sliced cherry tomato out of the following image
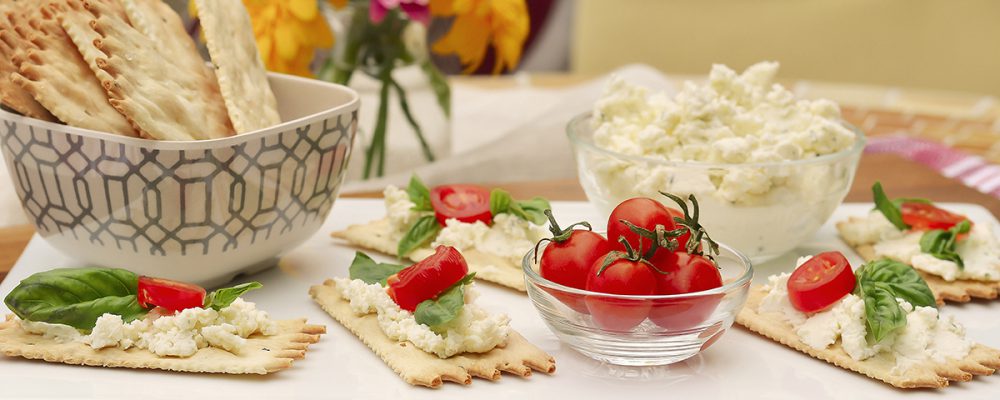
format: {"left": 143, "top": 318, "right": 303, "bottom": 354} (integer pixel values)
{"left": 138, "top": 276, "right": 207, "bottom": 311}
{"left": 584, "top": 254, "right": 657, "bottom": 331}
{"left": 901, "top": 202, "right": 970, "bottom": 231}
{"left": 540, "top": 230, "right": 611, "bottom": 314}
{"left": 387, "top": 246, "right": 469, "bottom": 311}
{"left": 430, "top": 184, "right": 492, "bottom": 225}
{"left": 647, "top": 252, "right": 724, "bottom": 329}
{"left": 787, "top": 251, "right": 856, "bottom": 313}
{"left": 607, "top": 198, "right": 676, "bottom": 254}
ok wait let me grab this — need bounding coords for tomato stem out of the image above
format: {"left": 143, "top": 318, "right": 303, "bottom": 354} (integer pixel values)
{"left": 533, "top": 209, "right": 593, "bottom": 264}
{"left": 660, "top": 192, "right": 720, "bottom": 260}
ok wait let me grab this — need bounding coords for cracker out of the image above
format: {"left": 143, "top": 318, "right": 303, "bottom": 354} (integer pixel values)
{"left": 0, "top": 3, "right": 55, "bottom": 121}
{"left": 3, "top": 2, "right": 135, "bottom": 135}
{"left": 0, "top": 314, "right": 326, "bottom": 374}
{"left": 59, "top": 0, "right": 233, "bottom": 140}
{"left": 836, "top": 219, "right": 1000, "bottom": 304}
{"left": 736, "top": 287, "right": 1000, "bottom": 389}
{"left": 118, "top": 0, "right": 231, "bottom": 139}
{"left": 332, "top": 219, "right": 528, "bottom": 291}
{"left": 193, "top": 0, "right": 280, "bottom": 133}
{"left": 309, "top": 279, "right": 554, "bottom": 388}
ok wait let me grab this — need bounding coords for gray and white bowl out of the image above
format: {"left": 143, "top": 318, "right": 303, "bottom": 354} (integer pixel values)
{"left": 0, "top": 73, "right": 359, "bottom": 286}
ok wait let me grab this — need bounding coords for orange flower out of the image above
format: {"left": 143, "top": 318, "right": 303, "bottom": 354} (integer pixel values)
{"left": 429, "top": 0, "right": 529, "bottom": 74}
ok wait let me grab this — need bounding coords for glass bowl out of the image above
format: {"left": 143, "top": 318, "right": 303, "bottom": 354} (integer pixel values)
{"left": 567, "top": 112, "right": 865, "bottom": 263}
{"left": 522, "top": 239, "right": 753, "bottom": 366}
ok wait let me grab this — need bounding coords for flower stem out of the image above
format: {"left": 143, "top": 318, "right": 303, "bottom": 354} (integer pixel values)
{"left": 389, "top": 78, "right": 435, "bottom": 162}
{"left": 364, "top": 66, "right": 393, "bottom": 179}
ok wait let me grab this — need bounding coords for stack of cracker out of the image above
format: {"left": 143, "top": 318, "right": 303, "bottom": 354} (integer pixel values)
{"left": 0, "top": 0, "right": 281, "bottom": 140}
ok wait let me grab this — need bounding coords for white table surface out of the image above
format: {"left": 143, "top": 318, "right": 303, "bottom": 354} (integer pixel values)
{"left": 1, "top": 199, "right": 998, "bottom": 400}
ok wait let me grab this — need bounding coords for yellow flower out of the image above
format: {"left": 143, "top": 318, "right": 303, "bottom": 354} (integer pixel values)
{"left": 191, "top": 0, "right": 339, "bottom": 77}
{"left": 430, "top": 0, "right": 529, "bottom": 74}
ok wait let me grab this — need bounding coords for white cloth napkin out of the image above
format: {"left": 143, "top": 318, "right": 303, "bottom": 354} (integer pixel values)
{"left": 0, "top": 64, "right": 673, "bottom": 228}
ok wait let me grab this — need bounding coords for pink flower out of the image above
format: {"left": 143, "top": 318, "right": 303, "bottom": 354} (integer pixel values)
{"left": 370, "top": 0, "right": 430, "bottom": 25}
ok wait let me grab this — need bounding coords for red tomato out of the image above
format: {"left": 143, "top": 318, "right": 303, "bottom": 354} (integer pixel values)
{"left": 647, "top": 252, "right": 724, "bottom": 329}
{"left": 387, "top": 246, "right": 469, "bottom": 311}
{"left": 607, "top": 198, "right": 676, "bottom": 254}
{"left": 539, "top": 230, "right": 611, "bottom": 313}
{"left": 787, "top": 251, "right": 856, "bottom": 313}
{"left": 584, "top": 255, "right": 657, "bottom": 331}
{"left": 138, "top": 276, "right": 207, "bottom": 311}
{"left": 666, "top": 207, "right": 691, "bottom": 251}
{"left": 901, "top": 202, "right": 970, "bottom": 231}
{"left": 430, "top": 184, "right": 492, "bottom": 225}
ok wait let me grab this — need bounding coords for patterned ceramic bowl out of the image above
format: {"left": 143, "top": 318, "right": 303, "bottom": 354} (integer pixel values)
{"left": 0, "top": 73, "right": 358, "bottom": 286}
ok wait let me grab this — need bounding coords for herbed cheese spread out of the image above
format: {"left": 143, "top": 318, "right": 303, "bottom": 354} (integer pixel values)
{"left": 759, "top": 268, "right": 971, "bottom": 374}
{"left": 334, "top": 277, "right": 510, "bottom": 358}
{"left": 582, "top": 62, "right": 860, "bottom": 261}
{"left": 841, "top": 211, "right": 1000, "bottom": 281}
{"left": 19, "top": 298, "right": 278, "bottom": 357}
{"left": 384, "top": 185, "right": 547, "bottom": 265}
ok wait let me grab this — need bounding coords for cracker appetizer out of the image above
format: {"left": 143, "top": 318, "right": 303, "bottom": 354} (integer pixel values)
{"left": 333, "top": 176, "right": 552, "bottom": 291}
{"left": 309, "top": 247, "right": 555, "bottom": 388}
{"left": 1, "top": 268, "right": 324, "bottom": 374}
{"left": 837, "top": 182, "right": 1000, "bottom": 303}
{"left": 737, "top": 251, "right": 1000, "bottom": 389}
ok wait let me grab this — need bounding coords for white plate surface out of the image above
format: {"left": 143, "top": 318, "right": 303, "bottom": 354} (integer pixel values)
{"left": 0, "top": 200, "right": 998, "bottom": 400}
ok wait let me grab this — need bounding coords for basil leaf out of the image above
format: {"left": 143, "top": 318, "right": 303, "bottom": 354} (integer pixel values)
{"left": 919, "top": 220, "right": 971, "bottom": 269}
{"left": 407, "top": 175, "right": 432, "bottom": 212}
{"left": 862, "top": 284, "right": 907, "bottom": 344}
{"left": 397, "top": 215, "right": 441, "bottom": 258}
{"left": 857, "top": 259, "right": 936, "bottom": 309}
{"left": 348, "top": 252, "right": 405, "bottom": 286}
{"left": 3, "top": 267, "right": 147, "bottom": 332}
{"left": 204, "top": 282, "right": 263, "bottom": 310}
{"left": 413, "top": 273, "right": 476, "bottom": 329}
{"left": 489, "top": 188, "right": 513, "bottom": 216}
{"left": 872, "top": 182, "right": 909, "bottom": 230}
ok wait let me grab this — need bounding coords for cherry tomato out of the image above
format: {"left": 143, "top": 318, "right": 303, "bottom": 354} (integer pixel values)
{"left": 584, "top": 255, "right": 657, "bottom": 331}
{"left": 540, "top": 230, "right": 611, "bottom": 313}
{"left": 787, "top": 251, "right": 856, "bottom": 313}
{"left": 666, "top": 207, "right": 691, "bottom": 251}
{"left": 647, "top": 252, "right": 724, "bottom": 329}
{"left": 138, "top": 276, "right": 207, "bottom": 311}
{"left": 900, "top": 202, "right": 970, "bottom": 231}
{"left": 607, "top": 198, "right": 676, "bottom": 254}
{"left": 430, "top": 184, "right": 492, "bottom": 225}
{"left": 387, "top": 246, "right": 469, "bottom": 311}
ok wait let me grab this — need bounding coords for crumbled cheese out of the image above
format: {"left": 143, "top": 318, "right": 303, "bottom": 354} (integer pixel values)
{"left": 384, "top": 185, "right": 424, "bottom": 236}
{"left": 838, "top": 211, "right": 905, "bottom": 245}
{"left": 432, "top": 213, "right": 547, "bottom": 267}
{"left": 20, "top": 298, "right": 278, "bottom": 358}
{"left": 333, "top": 278, "right": 510, "bottom": 358}
{"left": 864, "top": 219, "right": 1000, "bottom": 282}
{"left": 759, "top": 271, "right": 972, "bottom": 373}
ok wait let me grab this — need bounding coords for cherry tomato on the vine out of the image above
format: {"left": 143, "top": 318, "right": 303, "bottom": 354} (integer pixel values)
{"left": 584, "top": 255, "right": 657, "bottom": 331}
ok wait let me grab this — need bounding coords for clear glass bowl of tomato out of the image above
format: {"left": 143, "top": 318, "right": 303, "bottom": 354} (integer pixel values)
{"left": 523, "top": 239, "right": 753, "bottom": 366}
{"left": 567, "top": 112, "right": 865, "bottom": 263}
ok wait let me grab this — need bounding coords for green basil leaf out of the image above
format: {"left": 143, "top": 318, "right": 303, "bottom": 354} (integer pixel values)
{"left": 413, "top": 273, "right": 476, "bottom": 328}
{"left": 397, "top": 215, "right": 441, "bottom": 258}
{"left": 515, "top": 197, "right": 552, "bottom": 225}
{"left": 858, "top": 259, "right": 937, "bottom": 309}
{"left": 407, "top": 175, "right": 432, "bottom": 212}
{"left": 891, "top": 197, "right": 932, "bottom": 208}
{"left": 862, "top": 284, "right": 907, "bottom": 344}
{"left": 3, "top": 267, "right": 146, "bottom": 332}
{"left": 918, "top": 220, "right": 972, "bottom": 269}
{"left": 204, "top": 282, "right": 263, "bottom": 311}
{"left": 489, "top": 188, "right": 513, "bottom": 216}
{"left": 348, "top": 252, "right": 406, "bottom": 286}
{"left": 872, "top": 182, "right": 909, "bottom": 230}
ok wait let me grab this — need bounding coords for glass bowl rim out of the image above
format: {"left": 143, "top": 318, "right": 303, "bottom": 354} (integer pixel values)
{"left": 566, "top": 111, "right": 867, "bottom": 169}
{"left": 522, "top": 239, "right": 754, "bottom": 300}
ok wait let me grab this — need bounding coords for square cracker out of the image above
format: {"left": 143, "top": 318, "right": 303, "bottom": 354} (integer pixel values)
{"left": 736, "top": 287, "right": 1000, "bottom": 389}
{"left": 0, "top": 314, "right": 326, "bottom": 374}
{"left": 3, "top": 2, "right": 135, "bottom": 135}
{"left": 331, "top": 218, "right": 528, "bottom": 291}
{"left": 310, "top": 279, "right": 555, "bottom": 388}
{"left": 192, "top": 0, "right": 280, "bottom": 134}
{"left": 58, "top": 0, "right": 233, "bottom": 140}
{"left": 836, "top": 218, "right": 1000, "bottom": 304}
{"left": 0, "top": 2, "right": 55, "bottom": 121}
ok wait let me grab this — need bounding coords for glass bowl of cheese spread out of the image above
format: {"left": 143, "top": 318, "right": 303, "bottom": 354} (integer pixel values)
{"left": 523, "top": 239, "right": 753, "bottom": 366}
{"left": 568, "top": 62, "right": 865, "bottom": 263}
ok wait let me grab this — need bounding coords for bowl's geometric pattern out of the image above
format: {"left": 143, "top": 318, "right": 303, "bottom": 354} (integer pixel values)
{"left": 0, "top": 111, "right": 356, "bottom": 256}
